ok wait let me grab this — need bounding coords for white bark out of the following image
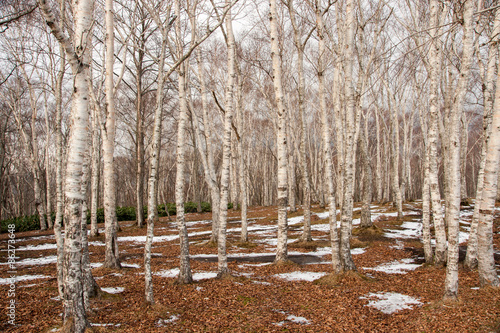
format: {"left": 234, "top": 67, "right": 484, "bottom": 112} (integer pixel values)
{"left": 38, "top": 0, "right": 94, "bottom": 328}
{"left": 102, "top": 0, "right": 120, "bottom": 269}
{"left": 90, "top": 104, "right": 100, "bottom": 237}
{"left": 465, "top": 6, "right": 500, "bottom": 269}
{"left": 428, "top": 0, "right": 447, "bottom": 266}
{"left": 443, "top": 0, "right": 475, "bottom": 301}
{"left": 315, "top": 0, "right": 341, "bottom": 272}
{"left": 218, "top": 0, "right": 236, "bottom": 276}
{"left": 174, "top": 0, "right": 193, "bottom": 283}
{"left": 269, "top": 0, "right": 289, "bottom": 264}
{"left": 476, "top": 61, "right": 500, "bottom": 286}
{"left": 286, "top": 0, "right": 312, "bottom": 242}
{"left": 339, "top": 0, "right": 357, "bottom": 271}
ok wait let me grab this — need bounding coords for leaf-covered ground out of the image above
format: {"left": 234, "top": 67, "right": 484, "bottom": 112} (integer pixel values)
{"left": 1, "top": 201, "right": 499, "bottom": 332}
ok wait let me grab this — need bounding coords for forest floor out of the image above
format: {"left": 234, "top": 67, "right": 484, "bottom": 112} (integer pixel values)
{"left": 0, "top": 201, "right": 499, "bottom": 332}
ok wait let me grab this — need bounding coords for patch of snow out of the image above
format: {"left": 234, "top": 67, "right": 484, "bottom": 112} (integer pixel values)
{"left": 471, "top": 287, "right": 479, "bottom": 290}
{"left": 193, "top": 272, "right": 217, "bottom": 280}
{"left": 16, "top": 243, "right": 57, "bottom": 251}
{"left": 101, "top": 287, "right": 124, "bottom": 294}
{"left": 287, "top": 315, "right": 311, "bottom": 325}
{"left": 360, "top": 292, "right": 422, "bottom": 314}
{"left": 91, "top": 263, "right": 103, "bottom": 268}
{"left": 252, "top": 280, "right": 272, "bottom": 285}
{"left": 391, "top": 240, "right": 405, "bottom": 250}
{"left": 155, "top": 268, "right": 217, "bottom": 281}
{"left": 118, "top": 234, "right": 179, "bottom": 243}
{"left": 384, "top": 221, "right": 422, "bottom": 239}
{"left": 88, "top": 241, "right": 105, "bottom": 247}
{"left": 157, "top": 314, "right": 180, "bottom": 326}
{"left": 351, "top": 247, "right": 367, "bottom": 255}
{"left": 90, "top": 323, "right": 121, "bottom": 327}
{"left": 121, "top": 263, "right": 140, "bottom": 268}
{"left": 0, "top": 274, "right": 51, "bottom": 285}
{"left": 364, "top": 258, "right": 421, "bottom": 274}
{"left": 274, "top": 271, "right": 327, "bottom": 282}
{"left": 239, "top": 262, "right": 272, "bottom": 267}
{"left": 0, "top": 255, "right": 58, "bottom": 266}
{"left": 156, "top": 268, "right": 180, "bottom": 278}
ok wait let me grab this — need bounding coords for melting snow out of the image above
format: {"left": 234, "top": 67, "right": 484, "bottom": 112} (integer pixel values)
{"left": 122, "top": 263, "right": 140, "bottom": 268}
{"left": 16, "top": 243, "right": 57, "bottom": 251}
{"left": 286, "top": 315, "right": 311, "bottom": 325}
{"left": 274, "top": 271, "right": 327, "bottom": 282}
{"left": 384, "top": 222, "right": 421, "bottom": 239}
{"left": 0, "top": 274, "right": 51, "bottom": 285}
{"left": 155, "top": 268, "right": 217, "bottom": 281}
{"left": 101, "top": 287, "right": 124, "bottom": 294}
{"left": 0, "top": 255, "right": 58, "bottom": 266}
{"left": 157, "top": 314, "right": 180, "bottom": 326}
{"left": 364, "top": 258, "right": 421, "bottom": 274}
{"left": 360, "top": 292, "right": 422, "bottom": 314}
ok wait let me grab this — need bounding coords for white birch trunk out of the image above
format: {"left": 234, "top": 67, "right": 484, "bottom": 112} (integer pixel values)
{"left": 54, "top": 39, "right": 66, "bottom": 297}
{"left": 359, "top": 119, "right": 372, "bottom": 228}
{"left": 443, "top": 0, "right": 475, "bottom": 301}
{"left": 235, "top": 65, "right": 248, "bottom": 243}
{"left": 44, "top": 97, "right": 53, "bottom": 229}
{"left": 428, "top": 0, "right": 447, "bottom": 266}
{"left": 102, "top": 0, "right": 120, "bottom": 269}
{"left": 465, "top": 6, "right": 500, "bottom": 269}
{"left": 218, "top": 0, "right": 236, "bottom": 276}
{"left": 339, "top": 0, "right": 357, "bottom": 271}
{"left": 193, "top": 46, "right": 221, "bottom": 243}
{"left": 476, "top": 63, "right": 500, "bottom": 286}
{"left": 90, "top": 104, "right": 100, "bottom": 237}
{"left": 38, "top": 0, "right": 94, "bottom": 328}
{"left": 269, "top": 0, "right": 289, "bottom": 264}
{"left": 174, "top": 0, "right": 193, "bottom": 282}
{"left": 315, "top": 0, "right": 341, "bottom": 272}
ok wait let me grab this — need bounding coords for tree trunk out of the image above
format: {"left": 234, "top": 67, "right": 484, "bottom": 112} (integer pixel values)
{"left": 38, "top": 0, "right": 94, "bottom": 328}
{"left": 359, "top": 118, "right": 372, "bottom": 228}
{"left": 315, "top": 0, "right": 341, "bottom": 272}
{"left": 90, "top": 104, "right": 100, "bottom": 237}
{"left": 102, "top": 0, "right": 120, "bottom": 269}
{"left": 174, "top": 0, "right": 193, "bottom": 282}
{"left": 428, "top": 0, "right": 447, "bottom": 267}
{"left": 54, "top": 39, "right": 66, "bottom": 298}
{"left": 339, "top": 0, "right": 357, "bottom": 272}
{"left": 465, "top": 5, "right": 500, "bottom": 270}
{"left": 217, "top": 0, "right": 237, "bottom": 276}
{"left": 443, "top": 0, "right": 475, "bottom": 301}
{"left": 476, "top": 63, "right": 500, "bottom": 286}
{"left": 269, "top": 0, "right": 289, "bottom": 264}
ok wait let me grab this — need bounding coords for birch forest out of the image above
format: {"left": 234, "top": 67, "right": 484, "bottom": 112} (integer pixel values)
{"left": 0, "top": 0, "right": 499, "bottom": 332}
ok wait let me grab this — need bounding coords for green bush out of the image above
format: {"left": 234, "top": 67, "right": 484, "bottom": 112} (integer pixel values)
{"left": 201, "top": 201, "right": 211, "bottom": 212}
{"left": 86, "top": 208, "right": 104, "bottom": 225}
{"left": 1, "top": 201, "right": 214, "bottom": 233}
{"left": 158, "top": 203, "right": 176, "bottom": 217}
{"left": 228, "top": 202, "right": 234, "bottom": 210}
{"left": 1, "top": 215, "right": 41, "bottom": 233}
{"left": 116, "top": 206, "right": 136, "bottom": 221}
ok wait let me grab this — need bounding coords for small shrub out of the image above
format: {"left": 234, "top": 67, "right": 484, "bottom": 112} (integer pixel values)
{"left": 1, "top": 215, "right": 40, "bottom": 233}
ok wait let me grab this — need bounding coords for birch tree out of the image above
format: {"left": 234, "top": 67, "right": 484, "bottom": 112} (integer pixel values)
{"left": 443, "top": 0, "right": 475, "bottom": 301}
{"left": 465, "top": 4, "right": 500, "bottom": 270}
{"left": 38, "top": 0, "right": 94, "bottom": 329}
{"left": 315, "top": 0, "right": 341, "bottom": 272}
{"left": 217, "top": 0, "right": 237, "bottom": 276}
{"left": 269, "top": 0, "right": 289, "bottom": 264}
{"left": 476, "top": 54, "right": 500, "bottom": 287}
{"left": 285, "top": 0, "right": 313, "bottom": 243}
